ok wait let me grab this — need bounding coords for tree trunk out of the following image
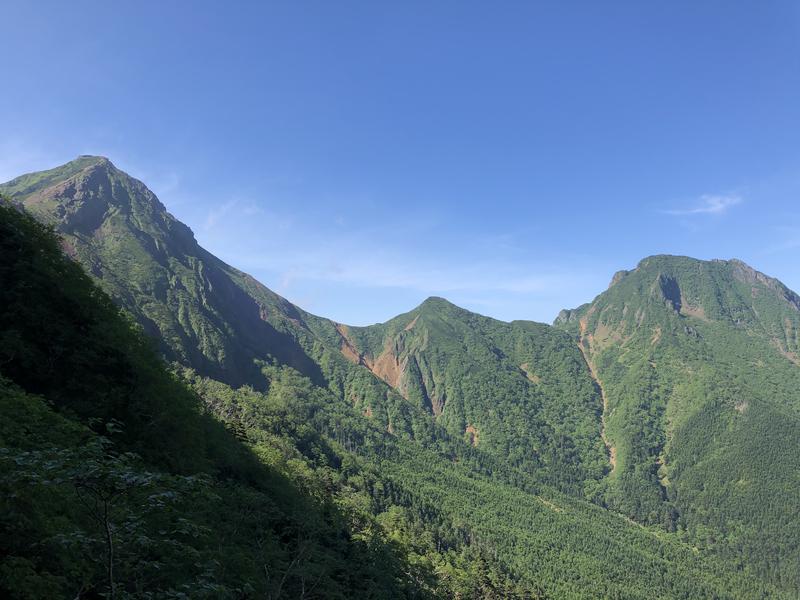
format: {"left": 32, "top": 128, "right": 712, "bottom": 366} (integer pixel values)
{"left": 104, "top": 499, "right": 115, "bottom": 600}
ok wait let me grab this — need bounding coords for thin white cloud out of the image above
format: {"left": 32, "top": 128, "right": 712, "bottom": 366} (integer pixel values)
{"left": 185, "top": 193, "right": 608, "bottom": 323}
{"left": 220, "top": 241, "right": 578, "bottom": 299}
{"left": 190, "top": 197, "right": 592, "bottom": 303}
{"left": 663, "top": 194, "right": 742, "bottom": 216}
{"left": 241, "top": 203, "right": 263, "bottom": 217}
{"left": 202, "top": 196, "right": 282, "bottom": 227}
{"left": 142, "top": 170, "right": 181, "bottom": 199}
{"left": 203, "top": 200, "right": 238, "bottom": 231}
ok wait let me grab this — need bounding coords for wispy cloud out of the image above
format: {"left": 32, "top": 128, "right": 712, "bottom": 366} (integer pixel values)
{"left": 202, "top": 198, "right": 290, "bottom": 232}
{"left": 190, "top": 195, "right": 595, "bottom": 302}
{"left": 215, "top": 231, "right": 582, "bottom": 300}
{"left": 203, "top": 200, "right": 239, "bottom": 230}
{"left": 184, "top": 194, "right": 608, "bottom": 324}
{"left": 278, "top": 257, "right": 565, "bottom": 295}
{"left": 663, "top": 194, "right": 742, "bottom": 216}
{"left": 141, "top": 170, "right": 181, "bottom": 199}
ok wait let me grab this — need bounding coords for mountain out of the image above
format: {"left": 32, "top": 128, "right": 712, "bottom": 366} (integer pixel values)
{"left": 318, "top": 296, "right": 609, "bottom": 492}
{"left": 3, "top": 158, "right": 799, "bottom": 597}
{"left": 0, "top": 198, "right": 782, "bottom": 600}
{"left": 0, "top": 200, "right": 436, "bottom": 598}
{"left": 1, "top": 156, "right": 605, "bottom": 492}
{"left": 555, "top": 254, "right": 800, "bottom": 590}
{"left": 1, "top": 155, "right": 324, "bottom": 388}
{"left": 1, "top": 156, "right": 612, "bottom": 492}
{"left": 1, "top": 157, "right": 458, "bottom": 448}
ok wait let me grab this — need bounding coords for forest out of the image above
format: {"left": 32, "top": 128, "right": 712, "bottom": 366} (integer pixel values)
{"left": 2, "top": 158, "right": 800, "bottom": 598}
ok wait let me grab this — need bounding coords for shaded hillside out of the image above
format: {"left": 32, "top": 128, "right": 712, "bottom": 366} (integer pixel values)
{"left": 556, "top": 254, "right": 800, "bottom": 591}
{"left": 0, "top": 200, "right": 436, "bottom": 598}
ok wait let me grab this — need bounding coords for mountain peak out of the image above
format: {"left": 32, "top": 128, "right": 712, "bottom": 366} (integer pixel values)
{"left": 0, "top": 155, "right": 119, "bottom": 200}
{"left": 562, "top": 253, "right": 800, "bottom": 335}
{"left": 71, "top": 155, "right": 116, "bottom": 173}
{"left": 74, "top": 154, "right": 112, "bottom": 166}
{"left": 0, "top": 156, "right": 192, "bottom": 245}
{"left": 420, "top": 295, "right": 452, "bottom": 307}
{"left": 414, "top": 296, "right": 465, "bottom": 316}
{"left": 633, "top": 254, "right": 756, "bottom": 273}
{"left": 631, "top": 255, "right": 797, "bottom": 305}
{"left": 634, "top": 254, "right": 698, "bottom": 270}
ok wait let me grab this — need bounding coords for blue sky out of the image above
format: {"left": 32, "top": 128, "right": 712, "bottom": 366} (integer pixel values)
{"left": 2, "top": 1, "right": 800, "bottom": 325}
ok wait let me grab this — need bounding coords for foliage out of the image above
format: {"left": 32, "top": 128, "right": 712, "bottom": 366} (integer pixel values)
{"left": 4, "top": 162, "right": 800, "bottom": 597}
{"left": 0, "top": 201, "right": 432, "bottom": 598}
{"left": 307, "top": 298, "right": 609, "bottom": 494}
{"left": 556, "top": 255, "right": 800, "bottom": 591}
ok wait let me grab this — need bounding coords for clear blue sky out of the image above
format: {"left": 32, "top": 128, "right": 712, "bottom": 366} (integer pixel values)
{"left": 2, "top": 1, "right": 800, "bottom": 325}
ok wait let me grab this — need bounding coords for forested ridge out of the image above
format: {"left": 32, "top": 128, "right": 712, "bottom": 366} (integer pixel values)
{"left": 555, "top": 256, "right": 800, "bottom": 592}
{"left": 2, "top": 157, "right": 799, "bottom": 598}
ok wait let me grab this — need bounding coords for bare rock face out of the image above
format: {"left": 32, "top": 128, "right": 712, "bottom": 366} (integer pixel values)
{"left": 656, "top": 274, "right": 682, "bottom": 313}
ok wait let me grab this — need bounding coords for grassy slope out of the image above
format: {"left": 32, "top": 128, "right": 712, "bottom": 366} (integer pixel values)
{"left": 2, "top": 156, "right": 324, "bottom": 388}
{"left": 0, "top": 199, "right": 776, "bottom": 598}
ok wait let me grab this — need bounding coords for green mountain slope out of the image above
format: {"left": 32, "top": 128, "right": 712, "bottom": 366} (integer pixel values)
{"left": 4, "top": 158, "right": 799, "bottom": 597}
{"left": 0, "top": 200, "right": 439, "bottom": 598}
{"left": 314, "top": 297, "right": 609, "bottom": 492}
{"left": 0, "top": 157, "right": 446, "bottom": 449}
{"left": 556, "top": 254, "right": 800, "bottom": 591}
{"left": 0, "top": 200, "right": 783, "bottom": 598}
{"left": 1, "top": 156, "right": 323, "bottom": 388}
{"left": 1, "top": 156, "right": 607, "bottom": 495}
